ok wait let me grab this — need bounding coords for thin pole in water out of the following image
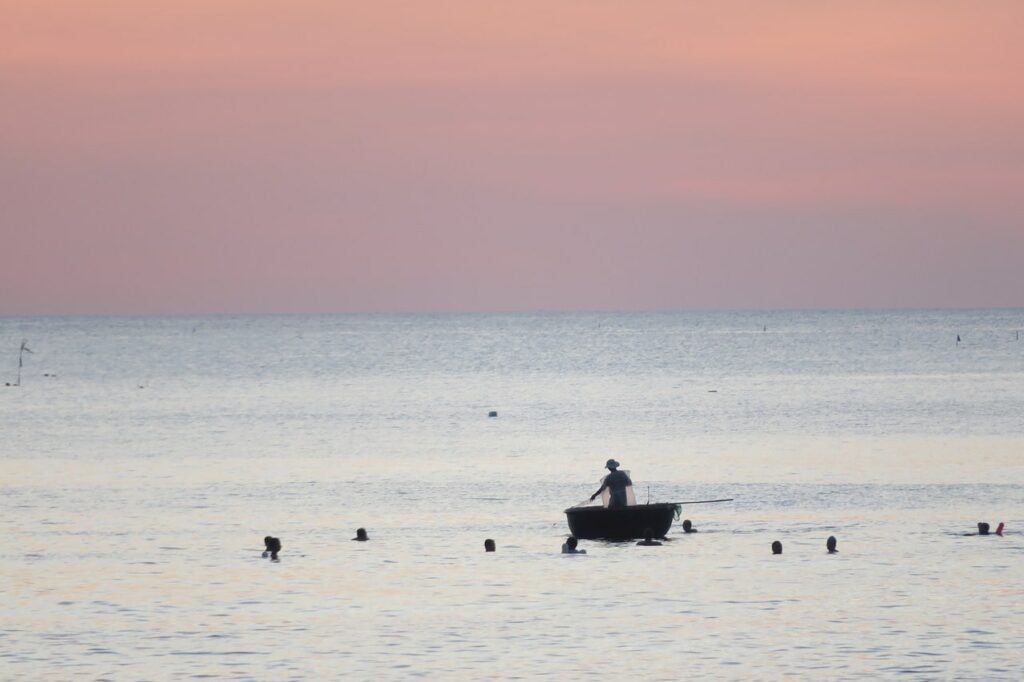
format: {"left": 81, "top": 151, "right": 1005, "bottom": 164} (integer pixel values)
{"left": 16, "top": 340, "right": 33, "bottom": 387}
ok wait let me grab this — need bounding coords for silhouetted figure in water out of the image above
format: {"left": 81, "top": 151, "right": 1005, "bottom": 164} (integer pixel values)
{"left": 963, "top": 522, "right": 1002, "bottom": 536}
{"left": 772, "top": 541, "right": 783, "bottom": 555}
{"left": 263, "top": 536, "right": 281, "bottom": 560}
{"left": 352, "top": 528, "right": 368, "bottom": 541}
{"left": 636, "top": 528, "right": 662, "bottom": 546}
{"left": 561, "top": 536, "right": 587, "bottom": 554}
{"left": 590, "top": 459, "right": 632, "bottom": 509}
{"left": 682, "top": 519, "right": 697, "bottom": 533}
{"left": 484, "top": 539, "right": 496, "bottom": 552}
{"left": 826, "top": 536, "right": 838, "bottom": 554}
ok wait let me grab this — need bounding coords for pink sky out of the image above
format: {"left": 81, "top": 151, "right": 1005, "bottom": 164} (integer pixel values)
{"left": 2, "top": 1, "right": 1022, "bottom": 314}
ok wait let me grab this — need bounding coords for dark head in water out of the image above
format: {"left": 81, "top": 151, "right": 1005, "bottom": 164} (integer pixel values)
{"left": 484, "top": 538, "right": 496, "bottom": 552}
{"left": 263, "top": 536, "right": 281, "bottom": 560}
{"left": 682, "top": 519, "right": 696, "bottom": 533}
{"left": 353, "top": 528, "right": 368, "bottom": 541}
{"left": 978, "top": 522, "right": 990, "bottom": 536}
{"left": 636, "top": 527, "right": 662, "bottom": 546}
{"left": 772, "top": 540, "right": 783, "bottom": 555}
{"left": 565, "top": 532, "right": 589, "bottom": 548}
{"left": 826, "top": 536, "right": 838, "bottom": 553}
{"left": 562, "top": 536, "right": 587, "bottom": 554}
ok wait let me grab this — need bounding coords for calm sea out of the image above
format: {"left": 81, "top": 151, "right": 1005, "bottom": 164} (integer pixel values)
{"left": 2, "top": 310, "right": 1023, "bottom": 679}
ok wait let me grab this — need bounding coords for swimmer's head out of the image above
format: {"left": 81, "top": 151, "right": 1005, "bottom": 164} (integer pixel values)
{"left": 484, "top": 538, "right": 496, "bottom": 552}
{"left": 682, "top": 519, "right": 693, "bottom": 533}
{"left": 978, "top": 522, "right": 990, "bottom": 536}
{"left": 772, "top": 540, "right": 783, "bottom": 555}
{"left": 826, "top": 536, "right": 837, "bottom": 553}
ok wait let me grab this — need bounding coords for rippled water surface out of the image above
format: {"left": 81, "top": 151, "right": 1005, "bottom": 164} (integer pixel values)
{"left": 2, "top": 310, "right": 1023, "bottom": 679}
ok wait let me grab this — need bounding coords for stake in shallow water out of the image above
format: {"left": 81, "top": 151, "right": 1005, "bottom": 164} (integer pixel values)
{"left": 6, "top": 340, "right": 32, "bottom": 387}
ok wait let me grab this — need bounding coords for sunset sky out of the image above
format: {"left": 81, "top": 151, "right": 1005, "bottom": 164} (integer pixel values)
{"left": 2, "top": 1, "right": 1022, "bottom": 314}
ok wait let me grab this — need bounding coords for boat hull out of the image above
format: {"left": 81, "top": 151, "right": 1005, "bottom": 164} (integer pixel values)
{"left": 564, "top": 502, "right": 680, "bottom": 540}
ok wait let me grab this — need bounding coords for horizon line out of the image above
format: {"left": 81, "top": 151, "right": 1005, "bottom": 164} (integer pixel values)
{"left": 2, "top": 304, "right": 1023, "bottom": 319}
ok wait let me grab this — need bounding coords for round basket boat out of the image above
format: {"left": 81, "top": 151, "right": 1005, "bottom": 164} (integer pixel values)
{"left": 564, "top": 502, "right": 681, "bottom": 540}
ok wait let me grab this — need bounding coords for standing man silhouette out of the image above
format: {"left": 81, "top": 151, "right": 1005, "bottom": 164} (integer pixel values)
{"left": 590, "top": 459, "right": 633, "bottom": 509}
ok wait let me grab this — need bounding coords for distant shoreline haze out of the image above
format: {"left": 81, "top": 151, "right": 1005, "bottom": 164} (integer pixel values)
{"left": 3, "top": 305, "right": 1024, "bottom": 319}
